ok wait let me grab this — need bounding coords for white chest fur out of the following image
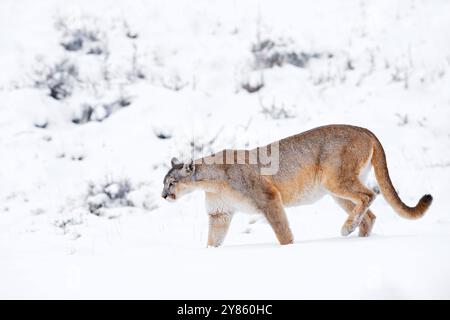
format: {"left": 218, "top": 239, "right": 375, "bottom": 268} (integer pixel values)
{"left": 205, "top": 189, "right": 259, "bottom": 215}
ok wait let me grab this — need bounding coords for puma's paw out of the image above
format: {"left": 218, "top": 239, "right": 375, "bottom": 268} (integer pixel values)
{"left": 358, "top": 230, "right": 371, "bottom": 237}
{"left": 341, "top": 223, "right": 356, "bottom": 236}
{"left": 358, "top": 223, "right": 374, "bottom": 237}
{"left": 279, "top": 238, "right": 294, "bottom": 245}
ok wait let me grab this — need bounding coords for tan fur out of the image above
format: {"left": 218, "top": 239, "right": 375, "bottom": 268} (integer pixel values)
{"left": 162, "top": 124, "right": 433, "bottom": 246}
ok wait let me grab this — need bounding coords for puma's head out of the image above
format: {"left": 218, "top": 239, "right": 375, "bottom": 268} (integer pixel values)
{"left": 161, "top": 157, "right": 195, "bottom": 201}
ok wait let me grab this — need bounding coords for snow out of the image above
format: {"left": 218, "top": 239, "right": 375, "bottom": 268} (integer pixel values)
{"left": 1, "top": 0, "right": 450, "bottom": 299}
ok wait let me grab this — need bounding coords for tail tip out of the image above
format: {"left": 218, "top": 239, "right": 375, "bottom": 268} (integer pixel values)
{"left": 417, "top": 194, "right": 433, "bottom": 217}
{"left": 422, "top": 194, "right": 433, "bottom": 204}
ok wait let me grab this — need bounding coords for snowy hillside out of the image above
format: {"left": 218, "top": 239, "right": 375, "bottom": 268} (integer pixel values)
{"left": 1, "top": 0, "right": 450, "bottom": 299}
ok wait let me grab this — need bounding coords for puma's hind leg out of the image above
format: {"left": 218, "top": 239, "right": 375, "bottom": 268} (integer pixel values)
{"left": 358, "top": 210, "right": 376, "bottom": 237}
{"left": 325, "top": 178, "right": 376, "bottom": 236}
{"left": 333, "top": 197, "right": 377, "bottom": 237}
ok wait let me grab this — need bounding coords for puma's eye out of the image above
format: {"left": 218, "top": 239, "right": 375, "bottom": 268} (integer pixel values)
{"left": 169, "top": 182, "right": 174, "bottom": 187}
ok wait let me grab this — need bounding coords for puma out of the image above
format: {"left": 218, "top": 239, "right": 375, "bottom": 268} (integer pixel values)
{"left": 161, "top": 124, "right": 432, "bottom": 247}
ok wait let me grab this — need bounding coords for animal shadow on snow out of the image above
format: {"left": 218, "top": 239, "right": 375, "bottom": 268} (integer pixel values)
{"left": 220, "top": 233, "right": 420, "bottom": 249}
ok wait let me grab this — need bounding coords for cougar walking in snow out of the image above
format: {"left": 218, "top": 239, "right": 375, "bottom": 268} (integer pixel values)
{"left": 162, "top": 125, "right": 432, "bottom": 247}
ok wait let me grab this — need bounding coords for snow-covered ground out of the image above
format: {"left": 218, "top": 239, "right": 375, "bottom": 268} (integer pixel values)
{"left": 1, "top": 0, "right": 450, "bottom": 299}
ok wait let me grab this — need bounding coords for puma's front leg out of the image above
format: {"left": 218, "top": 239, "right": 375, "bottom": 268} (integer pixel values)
{"left": 207, "top": 212, "right": 233, "bottom": 247}
{"left": 205, "top": 192, "right": 234, "bottom": 247}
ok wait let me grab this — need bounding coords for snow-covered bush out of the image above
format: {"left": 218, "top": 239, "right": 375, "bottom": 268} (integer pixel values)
{"left": 87, "top": 178, "right": 132, "bottom": 215}
{"left": 159, "top": 72, "right": 188, "bottom": 91}
{"left": 391, "top": 65, "right": 410, "bottom": 89}
{"left": 252, "top": 38, "right": 324, "bottom": 69}
{"left": 53, "top": 207, "right": 85, "bottom": 236}
{"left": 31, "top": 14, "right": 141, "bottom": 124}
{"left": 72, "top": 95, "right": 132, "bottom": 124}
{"left": 33, "top": 58, "right": 79, "bottom": 100}
{"left": 127, "top": 43, "right": 146, "bottom": 81}
{"left": 153, "top": 126, "right": 173, "bottom": 140}
{"left": 241, "top": 72, "right": 265, "bottom": 93}
{"left": 86, "top": 178, "right": 156, "bottom": 215}
{"left": 259, "top": 96, "right": 296, "bottom": 120}
{"left": 241, "top": 81, "right": 264, "bottom": 93}
{"left": 56, "top": 16, "right": 107, "bottom": 55}
{"left": 188, "top": 128, "right": 224, "bottom": 157}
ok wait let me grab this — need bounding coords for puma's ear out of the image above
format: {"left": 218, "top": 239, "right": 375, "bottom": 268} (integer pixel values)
{"left": 171, "top": 157, "right": 183, "bottom": 169}
{"left": 183, "top": 159, "right": 194, "bottom": 174}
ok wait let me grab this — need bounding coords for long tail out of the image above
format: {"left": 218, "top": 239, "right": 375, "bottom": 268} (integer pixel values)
{"left": 370, "top": 134, "right": 433, "bottom": 219}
